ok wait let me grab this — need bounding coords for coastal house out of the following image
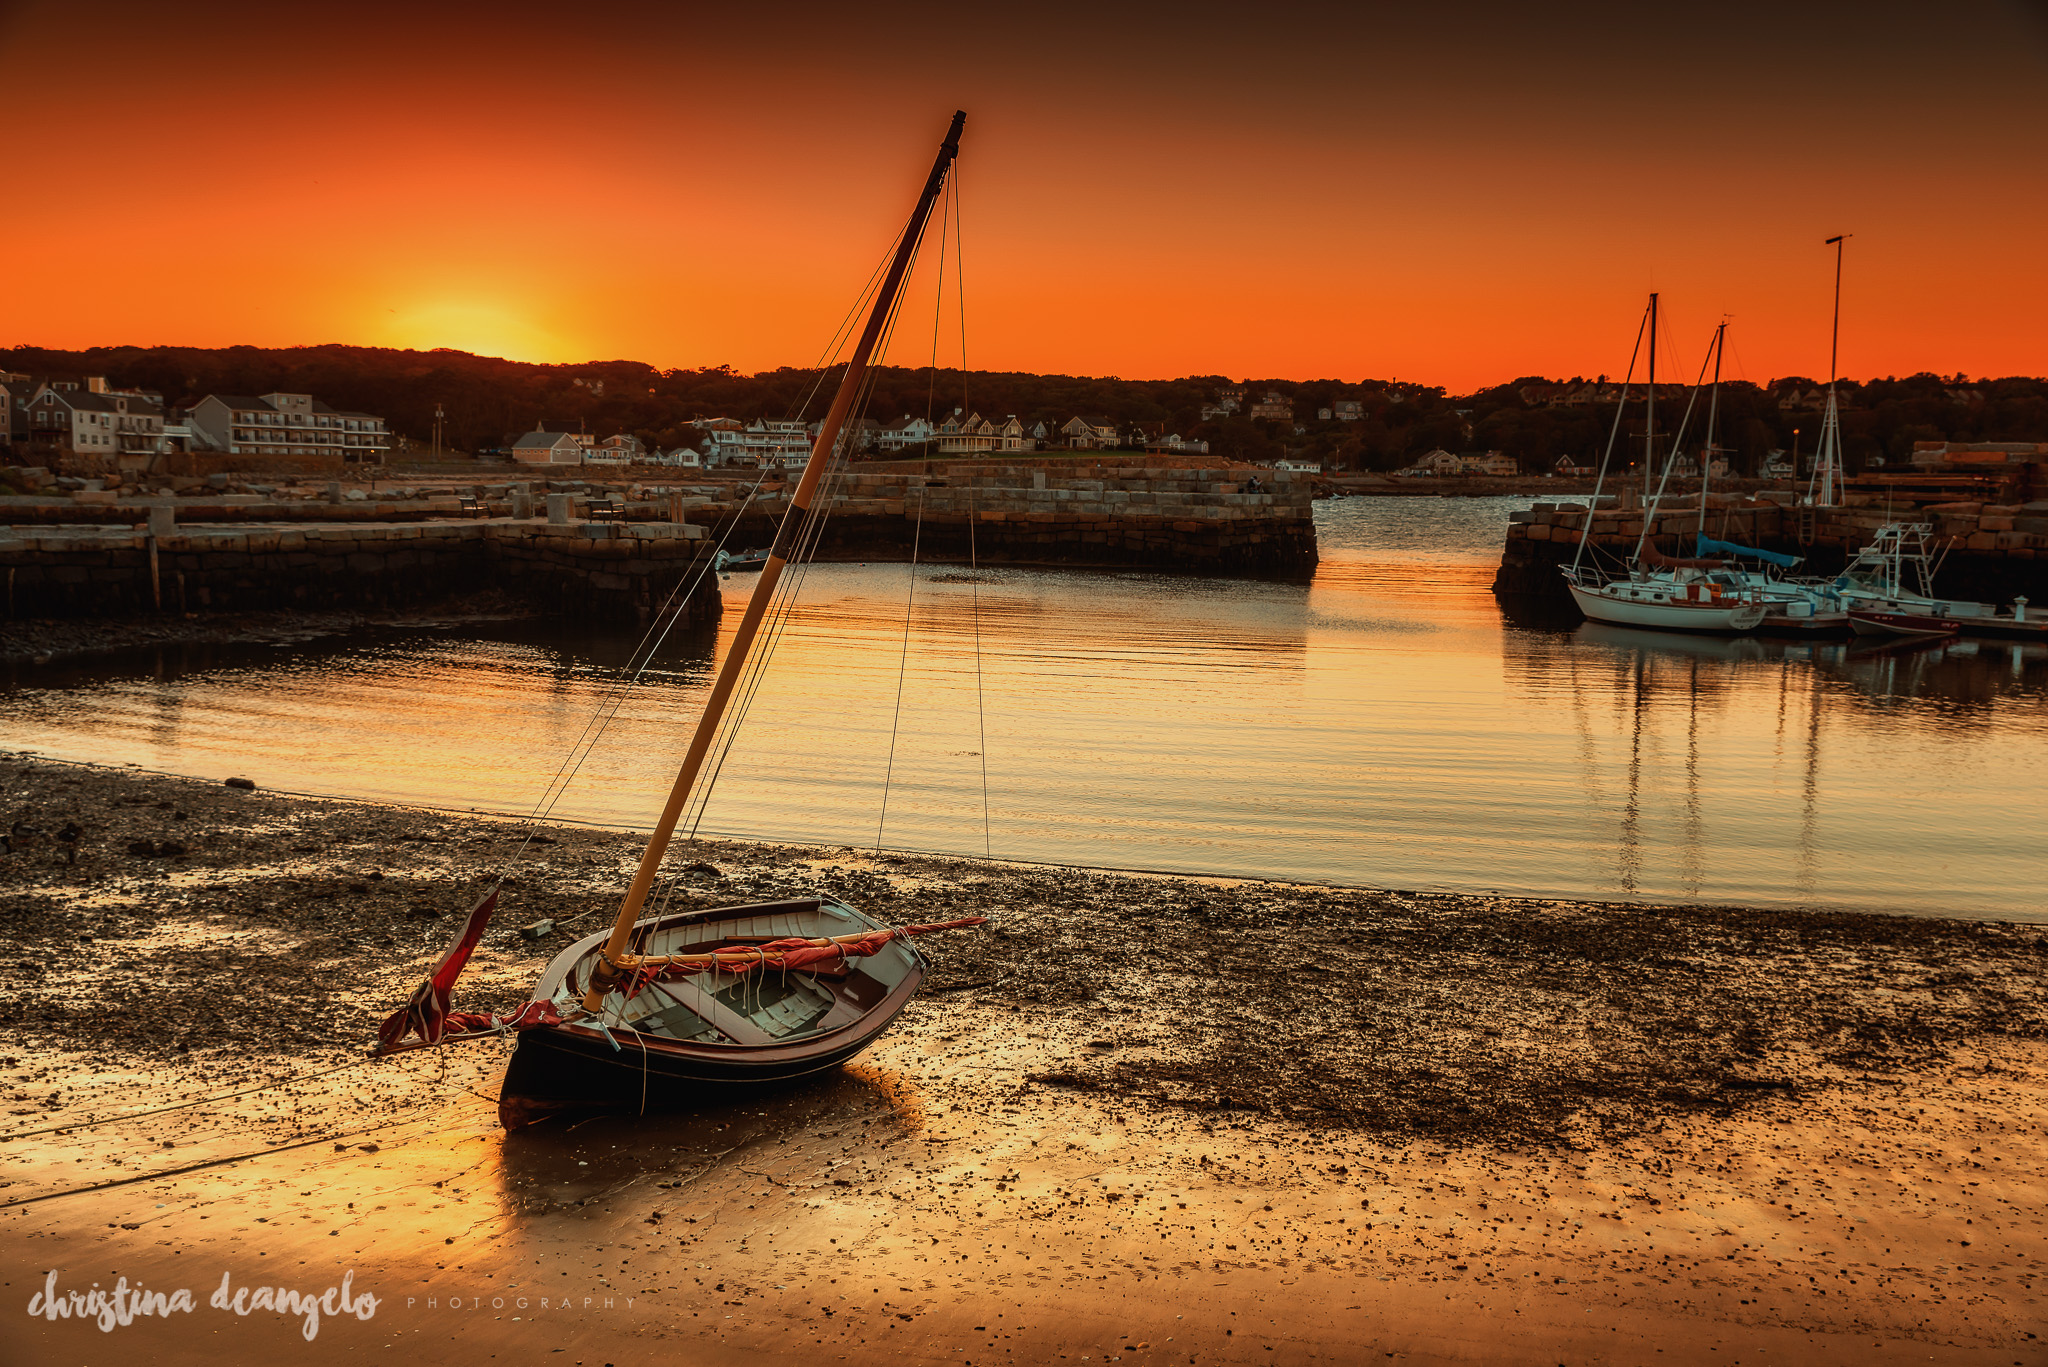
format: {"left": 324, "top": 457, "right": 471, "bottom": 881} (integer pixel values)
{"left": 1272, "top": 456, "right": 1323, "bottom": 474}
{"left": 657, "top": 445, "right": 703, "bottom": 468}
{"left": 1553, "top": 454, "right": 1596, "bottom": 477}
{"left": 693, "top": 417, "right": 747, "bottom": 465}
{"left": 1331, "top": 400, "right": 1364, "bottom": 421}
{"left": 1762, "top": 449, "right": 1795, "bottom": 478}
{"left": 586, "top": 434, "right": 647, "bottom": 465}
{"left": 186, "top": 391, "right": 389, "bottom": 466}
{"left": 1662, "top": 452, "right": 1731, "bottom": 480}
{"left": 1248, "top": 391, "right": 1293, "bottom": 423}
{"left": 746, "top": 418, "right": 811, "bottom": 468}
{"left": 22, "top": 381, "right": 164, "bottom": 468}
{"left": 875, "top": 415, "right": 937, "bottom": 453}
{"left": 824, "top": 416, "right": 884, "bottom": 455}
{"left": 1062, "top": 415, "right": 1119, "bottom": 449}
{"left": 935, "top": 412, "right": 1031, "bottom": 456}
{"left": 1461, "top": 451, "right": 1517, "bottom": 476}
{"left": 1409, "top": 448, "right": 1464, "bottom": 476}
{"left": 0, "top": 372, "right": 30, "bottom": 453}
{"left": 510, "top": 428, "right": 584, "bottom": 465}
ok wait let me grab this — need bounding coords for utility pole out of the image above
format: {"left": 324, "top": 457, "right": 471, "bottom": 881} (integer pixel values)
{"left": 433, "top": 403, "right": 445, "bottom": 461}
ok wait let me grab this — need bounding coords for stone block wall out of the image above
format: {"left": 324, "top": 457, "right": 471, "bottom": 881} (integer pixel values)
{"left": 705, "top": 465, "right": 1319, "bottom": 574}
{"left": 0, "top": 520, "right": 720, "bottom": 626}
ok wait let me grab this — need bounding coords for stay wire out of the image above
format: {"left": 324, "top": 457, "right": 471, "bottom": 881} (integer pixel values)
{"left": 1572, "top": 301, "right": 1650, "bottom": 578}
{"left": 691, "top": 158, "right": 944, "bottom": 840}
{"left": 680, "top": 205, "right": 938, "bottom": 845}
{"left": 952, "top": 167, "right": 993, "bottom": 860}
{"left": 684, "top": 301, "right": 908, "bottom": 839}
{"left": 875, "top": 485, "right": 927, "bottom": 850}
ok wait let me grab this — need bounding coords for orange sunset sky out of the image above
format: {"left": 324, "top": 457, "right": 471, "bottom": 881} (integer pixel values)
{"left": 3, "top": 0, "right": 2046, "bottom": 392}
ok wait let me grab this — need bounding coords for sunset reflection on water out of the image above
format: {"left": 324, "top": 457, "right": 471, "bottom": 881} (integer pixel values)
{"left": 3, "top": 498, "right": 2044, "bottom": 920}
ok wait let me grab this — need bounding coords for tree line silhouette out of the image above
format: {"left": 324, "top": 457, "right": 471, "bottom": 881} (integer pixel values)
{"left": 5, "top": 344, "right": 2043, "bottom": 475}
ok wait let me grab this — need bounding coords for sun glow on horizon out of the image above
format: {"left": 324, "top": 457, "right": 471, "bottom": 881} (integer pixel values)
{"left": 372, "top": 302, "right": 576, "bottom": 366}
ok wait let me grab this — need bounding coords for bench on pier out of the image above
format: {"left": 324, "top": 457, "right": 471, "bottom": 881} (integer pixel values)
{"left": 457, "top": 496, "right": 484, "bottom": 516}
{"left": 586, "top": 500, "right": 626, "bottom": 523}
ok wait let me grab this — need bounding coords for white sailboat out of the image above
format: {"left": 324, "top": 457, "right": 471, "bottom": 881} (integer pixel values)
{"left": 1563, "top": 297, "right": 1769, "bottom": 633}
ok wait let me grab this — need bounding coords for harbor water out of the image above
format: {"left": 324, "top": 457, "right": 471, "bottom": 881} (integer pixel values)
{"left": 4, "top": 497, "right": 2045, "bottom": 920}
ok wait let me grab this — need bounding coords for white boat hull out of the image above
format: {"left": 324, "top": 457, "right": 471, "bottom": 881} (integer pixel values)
{"left": 1567, "top": 582, "right": 1766, "bottom": 633}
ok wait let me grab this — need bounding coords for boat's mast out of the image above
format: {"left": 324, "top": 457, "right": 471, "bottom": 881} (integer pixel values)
{"left": 1820, "top": 233, "right": 1848, "bottom": 507}
{"left": 1701, "top": 321, "right": 1724, "bottom": 514}
{"left": 1644, "top": 292, "right": 1657, "bottom": 504}
{"left": 585, "top": 110, "right": 966, "bottom": 1008}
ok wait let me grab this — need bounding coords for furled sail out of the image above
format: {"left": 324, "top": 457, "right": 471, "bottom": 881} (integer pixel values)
{"left": 1696, "top": 535, "right": 1800, "bottom": 569}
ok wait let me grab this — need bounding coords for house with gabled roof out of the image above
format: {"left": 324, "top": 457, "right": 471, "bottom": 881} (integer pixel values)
{"left": 510, "top": 428, "right": 584, "bottom": 465}
{"left": 24, "top": 379, "right": 168, "bottom": 469}
{"left": 1062, "top": 415, "right": 1119, "bottom": 449}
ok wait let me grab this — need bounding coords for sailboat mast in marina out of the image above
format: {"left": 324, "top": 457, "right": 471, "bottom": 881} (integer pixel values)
{"left": 1562, "top": 298, "right": 1768, "bottom": 634}
{"left": 371, "top": 112, "right": 990, "bottom": 1127}
{"left": 1807, "top": 233, "right": 1849, "bottom": 508}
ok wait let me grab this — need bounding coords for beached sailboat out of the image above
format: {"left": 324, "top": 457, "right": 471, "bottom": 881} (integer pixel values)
{"left": 371, "top": 112, "right": 989, "bottom": 1127}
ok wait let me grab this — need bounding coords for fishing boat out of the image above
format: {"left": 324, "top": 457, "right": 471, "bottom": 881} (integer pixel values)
{"left": 1829, "top": 521, "right": 2047, "bottom": 639}
{"left": 371, "top": 112, "right": 989, "bottom": 1128}
{"left": 715, "top": 547, "right": 770, "bottom": 573}
{"left": 1847, "top": 607, "right": 1961, "bottom": 638}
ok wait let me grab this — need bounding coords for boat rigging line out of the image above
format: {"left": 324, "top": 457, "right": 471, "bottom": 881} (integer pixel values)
{"left": 1569, "top": 296, "right": 1650, "bottom": 578}
{"left": 875, "top": 484, "right": 927, "bottom": 849}
{"left": 1633, "top": 323, "right": 1727, "bottom": 562}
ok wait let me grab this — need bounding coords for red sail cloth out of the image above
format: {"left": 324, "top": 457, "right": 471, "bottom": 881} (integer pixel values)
{"left": 372, "top": 887, "right": 503, "bottom": 1055}
{"left": 618, "top": 918, "right": 990, "bottom": 1000}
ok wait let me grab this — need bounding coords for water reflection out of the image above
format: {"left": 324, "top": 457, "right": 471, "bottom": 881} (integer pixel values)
{"left": 3, "top": 499, "right": 2045, "bottom": 920}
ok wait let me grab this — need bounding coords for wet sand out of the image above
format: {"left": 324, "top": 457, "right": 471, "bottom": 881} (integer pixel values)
{"left": 1, "top": 755, "right": 2044, "bottom": 1365}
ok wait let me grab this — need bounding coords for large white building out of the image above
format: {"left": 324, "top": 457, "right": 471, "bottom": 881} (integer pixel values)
{"left": 185, "top": 391, "right": 389, "bottom": 464}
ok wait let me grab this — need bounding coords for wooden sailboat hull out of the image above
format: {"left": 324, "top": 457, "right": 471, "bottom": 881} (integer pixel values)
{"left": 498, "top": 897, "right": 927, "bottom": 1128}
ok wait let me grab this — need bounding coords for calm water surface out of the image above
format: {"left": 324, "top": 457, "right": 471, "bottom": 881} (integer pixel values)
{"left": 6, "top": 497, "right": 2046, "bottom": 920}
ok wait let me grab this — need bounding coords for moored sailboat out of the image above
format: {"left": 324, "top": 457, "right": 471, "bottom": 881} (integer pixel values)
{"left": 1563, "top": 298, "right": 1770, "bottom": 634}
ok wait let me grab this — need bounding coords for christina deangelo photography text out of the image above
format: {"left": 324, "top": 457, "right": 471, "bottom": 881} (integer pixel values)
{"left": 26, "top": 1268, "right": 379, "bottom": 1341}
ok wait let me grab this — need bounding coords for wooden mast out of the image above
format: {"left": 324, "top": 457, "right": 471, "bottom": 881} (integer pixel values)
{"left": 584, "top": 110, "right": 966, "bottom": 1009}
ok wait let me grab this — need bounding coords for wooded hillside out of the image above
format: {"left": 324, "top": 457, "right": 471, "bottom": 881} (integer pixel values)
{"left": 6, "top": 344, "right": 2043, "bottom": 475}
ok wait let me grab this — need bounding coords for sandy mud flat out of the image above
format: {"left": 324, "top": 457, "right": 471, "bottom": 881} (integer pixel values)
{"left": 0, "top": 754, "right": 2043, "bottom": 1365}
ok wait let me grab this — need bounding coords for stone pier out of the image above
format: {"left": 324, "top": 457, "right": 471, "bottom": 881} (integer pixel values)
{"left": 0, "top": 518, "right": 720, "bottom": 626}
{"left": 710, "top": 463, "right": 1319, "bottom": 574}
